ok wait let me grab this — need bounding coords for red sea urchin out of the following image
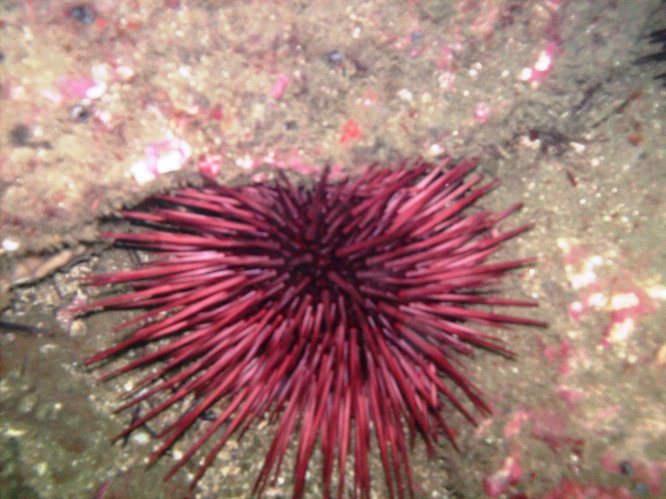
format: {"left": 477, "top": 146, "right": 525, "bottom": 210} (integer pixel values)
{"left": 79, "top": 158, "right": 545, "bottom": 498}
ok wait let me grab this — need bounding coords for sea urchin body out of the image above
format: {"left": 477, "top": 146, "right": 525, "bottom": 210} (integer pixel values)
{"left": 80, "top": 158, "right": 545, "bottom": 498}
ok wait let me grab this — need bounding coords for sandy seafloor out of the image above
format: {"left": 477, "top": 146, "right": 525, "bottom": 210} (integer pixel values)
{"left": 1, "top": 1, "right": 665, "bottom": 498}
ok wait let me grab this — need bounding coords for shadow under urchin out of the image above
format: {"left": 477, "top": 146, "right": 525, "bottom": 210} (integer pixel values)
{"left": 78, "top": 157, "right": 546, "bottom": 498}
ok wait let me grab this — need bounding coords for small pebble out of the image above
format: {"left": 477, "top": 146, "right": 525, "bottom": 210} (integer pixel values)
{"left": 70, "top": 104, "right": 91, "bottom": 122}
{"left": 619, "top": 460, "right": 633, "bottom": 476}
{"left": 635, "top": 483, "right": 649, "bottom": 495}
{"left": 397, "top": 88, "right": 413, "bottom": 101}
{"left": 131, "top": 431, "right": 151, "bottom": 445}
{"left": 326, "top": 50, "right": 344, "bottom": 64}
{"left": 70, "top": 4, "right": 97, "bottom": 25}
{"left": 35, "top": 462, "right": 49, "bottom": 476}
{"left": 2, "top": 238, "right": 20, "bottom": 251}
{"left": 9, "top": 124, "right": 31, "bottom": 146}
{"left": 18, "top": 393, "right": 38, "bottom": 414}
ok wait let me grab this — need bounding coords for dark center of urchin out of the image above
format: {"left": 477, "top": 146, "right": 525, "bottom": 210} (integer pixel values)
{"left": 292, "top": 249, "right": 337, "bottom": 285}
{"left": 285, "top": 222, "right": 361, "bottom": 298}
{"left": 80, "top": 158, "right": 545, "bottom": 499}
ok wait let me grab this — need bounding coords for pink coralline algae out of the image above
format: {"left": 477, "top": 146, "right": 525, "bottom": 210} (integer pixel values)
{"left": 270, "top": 73, "right": 290, "bottom": 100}
{"left": 129, "top": 137, "right": 192, "bottom": 185}
{"left": 520, "top": 42, "right": 561, "bottom": 83}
